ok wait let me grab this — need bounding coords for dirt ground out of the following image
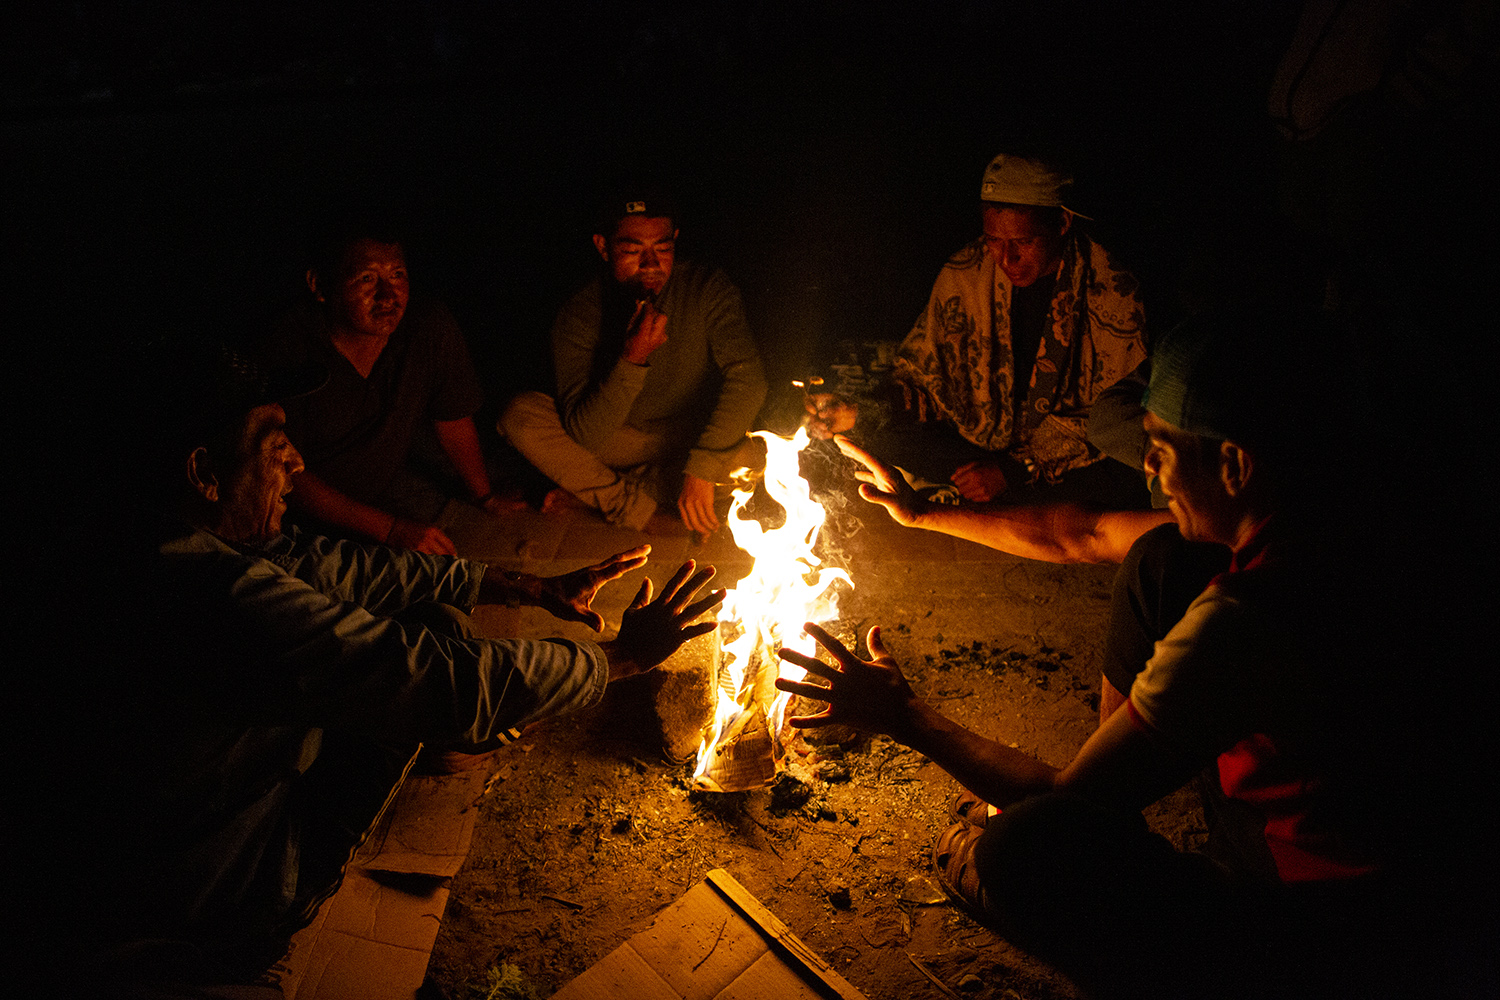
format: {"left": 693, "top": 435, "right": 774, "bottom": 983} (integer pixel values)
{"left": 425, "top": 481, "right": 1207, "bottom": 1000}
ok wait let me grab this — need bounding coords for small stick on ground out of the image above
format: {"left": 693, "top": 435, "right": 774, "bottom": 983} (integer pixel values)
{"left": 907, "top": 953, "right": 961, "bottom": 998}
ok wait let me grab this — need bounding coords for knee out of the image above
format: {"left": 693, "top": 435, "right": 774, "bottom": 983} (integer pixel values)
{"left": 498, "top": 391, "right": 558, "bottom": 441}
{"left": 975, "top": 792, "right": 1157, "bottom": 924}
{"left": 978, "top": 794, "right": 1240, "bottom": 997}
{"left": 1115, "top": 521, "right": 1189, "bottom": 600}
{"left": 977, "top": 793, "right": 1101, "bottom": 886}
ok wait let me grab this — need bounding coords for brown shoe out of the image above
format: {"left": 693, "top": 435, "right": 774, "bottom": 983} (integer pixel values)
{"left": 932, "top": 820, "right": 1000, "bottom": 926}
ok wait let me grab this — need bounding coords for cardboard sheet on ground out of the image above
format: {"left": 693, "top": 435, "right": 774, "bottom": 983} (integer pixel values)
{"left": 274, "top": 765, "right": 497, "bottom": 1000}
{"left": 553, "top": 868, "right": 867, "bottom": 1000}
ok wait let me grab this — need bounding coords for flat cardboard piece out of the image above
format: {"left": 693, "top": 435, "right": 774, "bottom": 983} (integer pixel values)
{"left": 353, "top": 768, "right": 496, "bottom": 877}
{"left": 274, "top": 762, "right": 501, "bottom": 999}
{"left": 278, "top": 868, "right": 448, "bottom": 1000}
{"left": 552, "top": 869, "right": 866, "bottom": 1000}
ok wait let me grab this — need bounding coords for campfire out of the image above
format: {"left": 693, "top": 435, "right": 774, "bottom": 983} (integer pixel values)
{"left": 693, "top": 428, "right": 850, "bottom": 792}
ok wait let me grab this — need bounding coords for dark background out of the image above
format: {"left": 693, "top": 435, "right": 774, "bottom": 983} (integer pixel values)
{"left": 5, "top": 0, "right": 1496, "bottom": 549}
{"left": 7, "top": 3, "right": 1303, "bottom": 413}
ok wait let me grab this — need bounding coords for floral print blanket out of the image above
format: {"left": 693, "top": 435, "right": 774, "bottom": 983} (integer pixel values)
{"left": 894, "top": 231, "right": 1146, "bottom": 483}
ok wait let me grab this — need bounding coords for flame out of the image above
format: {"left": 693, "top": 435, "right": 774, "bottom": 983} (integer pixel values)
{"left": 693, "top": 427, "right": 850, "bottom": 789}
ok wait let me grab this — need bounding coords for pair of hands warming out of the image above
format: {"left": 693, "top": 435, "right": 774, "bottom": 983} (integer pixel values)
{"left": 779, "top": 434, "right": 944, "bottom": 736}
{"left": 530, "top": 518, "right": 924, "bottom": 735}
{"left": 519, "top": 543, "right": 724, "bottom": 680}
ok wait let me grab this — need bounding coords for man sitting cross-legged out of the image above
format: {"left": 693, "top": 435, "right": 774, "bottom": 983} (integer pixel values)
{"left": 501, "top": 181, "right": 766, "bottom": 538}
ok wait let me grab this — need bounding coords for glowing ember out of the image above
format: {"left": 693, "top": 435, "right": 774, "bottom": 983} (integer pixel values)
{"left": 694, "top": 427, "right": 850, "bottom": 792}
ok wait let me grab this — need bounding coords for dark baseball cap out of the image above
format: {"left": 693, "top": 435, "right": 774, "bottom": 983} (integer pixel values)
{"left": 1143, "top": 304, "right": 1337, "bottom": 448}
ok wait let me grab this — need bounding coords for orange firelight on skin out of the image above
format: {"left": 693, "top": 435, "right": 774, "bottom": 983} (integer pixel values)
{"left": 694, "top": 428, "right": 850, "bottom": 791}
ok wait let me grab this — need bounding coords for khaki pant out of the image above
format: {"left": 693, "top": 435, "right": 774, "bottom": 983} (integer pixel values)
{"left": 500, "top": 391, "right": 682, "bottom": 530}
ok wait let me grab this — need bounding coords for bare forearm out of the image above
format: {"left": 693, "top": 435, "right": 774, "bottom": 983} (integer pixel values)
{"left": 898, "top": 700, "right": 1060, "bottom": 808}
{"left": 909, "top": 504, "right": 1170, "bottom": 565}
{"left": 433, "top": 417, "right": 493, "bottom": 501}
{"left": 909, "top": 502, "right": 1104, "bottom": 563}
{"left": 291, "top": 470, "right": 398, "bottom": 543}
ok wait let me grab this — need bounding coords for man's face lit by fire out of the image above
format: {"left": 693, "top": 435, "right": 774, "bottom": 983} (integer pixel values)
{"left": 593, "top": 215, "right": 677, "bottom": 297}
{"left": 211, "top": 404, "right": 305, "bottom": 544}
{"left": 314, "top": 239, "right": 410, "bottom": 340}
{"left": 980, "top": 205, "right": 1070, "bottom": 288}
{"left": 1142, "top": 412, "right": 1237, "bottom": 546}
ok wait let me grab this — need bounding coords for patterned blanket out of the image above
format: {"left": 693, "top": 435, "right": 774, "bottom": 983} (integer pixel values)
{"left": 894, "top": 231, "right": 1146, "bottom": 483}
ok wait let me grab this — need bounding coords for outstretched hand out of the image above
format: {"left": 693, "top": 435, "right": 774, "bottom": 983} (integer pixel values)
{"left": 539, "top": 544, "right": 652, "bottom": 631}
{"left": 776, "top": 622, "right": 923, "bottom": 740}
{"left": 603, "top": 560, "right": 723, "bottom": 681}
{"left": 833, "top": 435, "right": 925, "bottom": 526}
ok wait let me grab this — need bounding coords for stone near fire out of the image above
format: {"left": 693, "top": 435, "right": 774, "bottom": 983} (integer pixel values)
{"left": 645, "top": 631, "right": 717, "bottom": 765}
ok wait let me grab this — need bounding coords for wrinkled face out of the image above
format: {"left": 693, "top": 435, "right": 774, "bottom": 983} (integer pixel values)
{"left": 321, "top": 239, "right": 410, "bottom": 339}
{"left": 595, "top": 215, "right": 677, "bottom": 296}
{"left": 1143, "top": 412, "right": 1237, "bottom": 545}
{"left": 214, "top": 404, "right": 305, "bottom": 544}
{"left": 980, "top": 206, "right": 1068, "bottom": 288}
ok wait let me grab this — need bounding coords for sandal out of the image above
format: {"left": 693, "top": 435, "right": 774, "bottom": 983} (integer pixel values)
{"left": 948, "top": 790, "right": 998, "bottom": 829}
{"left": 932, "top": 820, "right": 999, "bottom": 926}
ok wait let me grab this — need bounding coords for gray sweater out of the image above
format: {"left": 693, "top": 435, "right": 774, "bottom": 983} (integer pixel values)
{"left": 552, "top": 261, "right": 767, "bottom": 482}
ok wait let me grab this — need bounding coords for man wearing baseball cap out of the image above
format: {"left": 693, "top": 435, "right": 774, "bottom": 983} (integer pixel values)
{"left": 501, "top": 179, "right": 767, "bottom": 538}
{"left": 809, "top": 153, "right": 1147, "bottom": 507}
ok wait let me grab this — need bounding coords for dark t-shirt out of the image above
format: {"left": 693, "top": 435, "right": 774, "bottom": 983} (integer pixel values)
{"left": 1010, "top": 273, "right": 1056, "bottom": 429}
{"left": 260, "top": 298, "right": 483, "bottom": 506}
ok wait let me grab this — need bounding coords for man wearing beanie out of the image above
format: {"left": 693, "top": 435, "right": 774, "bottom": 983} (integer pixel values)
{"left": 779, "top": 305, "right": 1493, "bottom": 998}
{"left": 501, "top": 182, "right": 766, "bottom": 537}
{"left": 809, "top": 153, "right": 1147, "bottom": 507}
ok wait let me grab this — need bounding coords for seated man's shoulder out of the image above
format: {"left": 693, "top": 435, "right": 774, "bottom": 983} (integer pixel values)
{"left": 1080, "top": 234, "right": 1142, "bottom": 292}
{"left": 554, "top": 274, "right": 607, "bottom": 319}
{"left": 399, "top": 295, "right": 467, "bottom": 347}
{"left": 672, "top": 259, "right": 737, "bottom": 296}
